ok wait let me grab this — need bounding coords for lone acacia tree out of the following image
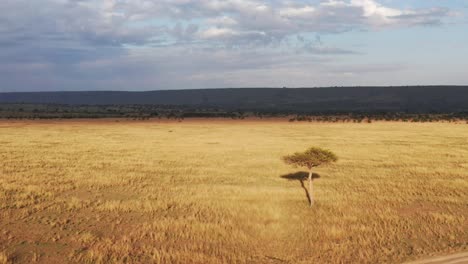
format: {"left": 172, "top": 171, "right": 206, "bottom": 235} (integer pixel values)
{"left": 283, "top": 147, "right": 338, "bottom": 207}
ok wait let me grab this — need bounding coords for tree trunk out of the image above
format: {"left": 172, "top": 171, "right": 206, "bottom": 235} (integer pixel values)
{"left": 308, "top": 169, "right": 314, "bottom": 207}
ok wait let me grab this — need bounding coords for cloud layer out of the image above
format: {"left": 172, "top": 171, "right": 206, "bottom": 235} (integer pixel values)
{"left": 0, "top": 0, "right": 464, "bottom": 91}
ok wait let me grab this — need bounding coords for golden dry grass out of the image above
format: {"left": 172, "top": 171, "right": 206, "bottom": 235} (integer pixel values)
{"left": 0, "top": 120, "right": 467, "bottom": 263}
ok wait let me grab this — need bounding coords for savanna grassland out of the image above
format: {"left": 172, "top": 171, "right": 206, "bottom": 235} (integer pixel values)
{"left": 0, "top": 120, "right": 467, "bottom": 263}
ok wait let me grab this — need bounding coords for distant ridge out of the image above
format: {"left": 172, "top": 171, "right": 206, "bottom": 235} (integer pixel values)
{"left": 1, "top": 86, "right": 468, "bottom": 113}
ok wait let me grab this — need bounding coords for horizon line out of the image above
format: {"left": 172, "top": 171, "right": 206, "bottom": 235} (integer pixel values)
{"left": 2, "top": 85, "right": 468, "bottom": 94}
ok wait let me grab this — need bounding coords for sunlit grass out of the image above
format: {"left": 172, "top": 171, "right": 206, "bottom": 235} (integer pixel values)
{"left": 0, "top": 120, "right": 467, "bottom": 263}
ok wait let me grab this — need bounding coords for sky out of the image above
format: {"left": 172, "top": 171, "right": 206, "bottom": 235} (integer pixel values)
{"left": 0, "top": 0, "right": 467, "bottom": 92}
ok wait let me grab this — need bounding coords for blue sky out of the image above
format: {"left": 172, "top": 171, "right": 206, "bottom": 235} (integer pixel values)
{"left": 0, "top": 0, "right": 467, "bottom": 92}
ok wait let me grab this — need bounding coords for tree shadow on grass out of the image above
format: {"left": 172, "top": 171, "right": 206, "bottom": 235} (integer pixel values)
{"left": 281, "top": 171, "right": 321, "bottom": 205}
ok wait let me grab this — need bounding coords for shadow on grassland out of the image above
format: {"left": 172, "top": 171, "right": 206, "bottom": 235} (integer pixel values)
{"left": 281, "top": 171, "right": 321, "bottom": 205}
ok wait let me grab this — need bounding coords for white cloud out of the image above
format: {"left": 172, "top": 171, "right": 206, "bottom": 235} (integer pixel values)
{"left": 206, "top": 16, "right": 238, "bottom": 27}
{"left": 0, "top": 0, "right": 463, "bottom": 91}
{"left": 199, "top": 27, "right": 238, "bottom": 39}
{"left": 0, "top": 0, "right": 453, "bottom": 49}
{"left": 279, "top": 6, "right": 315, "bottom": 18}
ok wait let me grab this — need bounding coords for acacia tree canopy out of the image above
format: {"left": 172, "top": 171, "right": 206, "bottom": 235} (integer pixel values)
{"left": 283, "top": 147, "right": 338, "bottom": 169}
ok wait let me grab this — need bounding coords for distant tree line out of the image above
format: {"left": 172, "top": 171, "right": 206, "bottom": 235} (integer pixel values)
{"left": 0, "top": 104, "right": 248, "bottom": 120}
{"left": 0, "top": 103, "right": 467, "bottom": 123}
{"left": 287, "top": 112, "right": 468, "bottom": 123}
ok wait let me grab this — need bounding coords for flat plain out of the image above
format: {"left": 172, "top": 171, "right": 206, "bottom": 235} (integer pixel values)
{"left": 0, "top": 120, "right": 467, "bottom": 263}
